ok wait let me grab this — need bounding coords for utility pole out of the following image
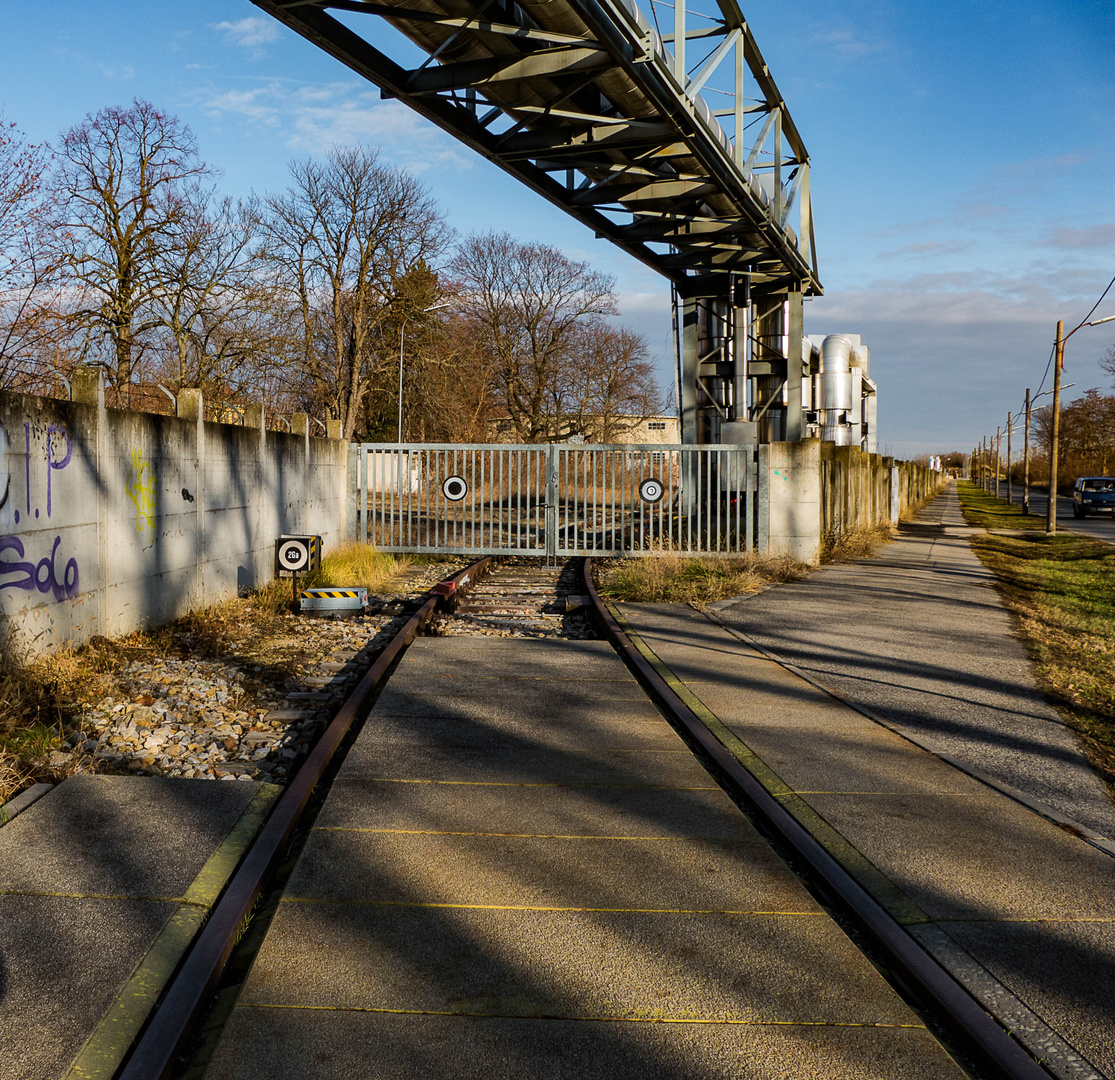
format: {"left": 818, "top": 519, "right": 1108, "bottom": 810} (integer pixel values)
{"left": 1047, "top": 321, "right": 1064, "bottom": 533}
{"left": 1023, "top": 389, "right": 1031, "bottom": 516}
{"left": 995, "top": 426, "right": 1002, "bottom": 500}
{"left": 1006, "top": 413, "right": 1012, "bottom": 506}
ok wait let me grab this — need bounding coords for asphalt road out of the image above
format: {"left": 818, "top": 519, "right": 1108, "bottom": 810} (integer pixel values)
{"left": 990, "top": 482, "right": 1115, "bottom": 542}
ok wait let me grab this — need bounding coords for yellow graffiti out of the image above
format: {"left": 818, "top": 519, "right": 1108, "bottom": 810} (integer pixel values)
{"left": 126, "top": 448, "right": 157, "bottom": 544}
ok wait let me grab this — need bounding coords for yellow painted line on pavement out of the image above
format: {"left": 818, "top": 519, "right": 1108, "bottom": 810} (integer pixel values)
{"left": 283, "top": 897, "right": 824, "bottom": 915}
{"left": 63, "top": 783, "right": 282, "bottom": 1080}
{"left": 238, "top": 1003, "right": 926, "bottom": 1028}
{"left": 0, "top": 889, "right": 185, "bottom": 902}
{"left": 608, "top": 603, "right": 931, "bottom": 928}
{"left": 316, "top": 828, "right": 748, "bottom": 840}
{"left": 341, "top": 777, "right": 715, "bottom": 790}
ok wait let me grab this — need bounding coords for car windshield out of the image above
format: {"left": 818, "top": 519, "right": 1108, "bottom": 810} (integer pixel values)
{"left": 1082, "top": 480, "right": 1115, "bottom": 492}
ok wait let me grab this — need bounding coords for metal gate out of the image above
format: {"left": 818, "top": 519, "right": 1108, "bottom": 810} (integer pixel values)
{"left": 353, "top": 443, "right": 758, "bottom": 557}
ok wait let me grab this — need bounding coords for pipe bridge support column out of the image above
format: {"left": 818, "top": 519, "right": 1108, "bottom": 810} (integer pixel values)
{"left": 786, "top": 287, "right": 804, "bottom": 443}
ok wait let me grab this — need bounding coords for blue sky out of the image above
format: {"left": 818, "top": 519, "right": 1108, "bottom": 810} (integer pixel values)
{"left": 3, "top": 1, "right": 1113, "bottom": 455}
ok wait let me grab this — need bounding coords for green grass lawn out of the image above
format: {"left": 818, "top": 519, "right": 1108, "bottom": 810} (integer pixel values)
{"left": 956, "top": 479, "right": 1047, "bottom": 530}
{"left": 957, "top": 482, "right": 1115, "bottom": 789}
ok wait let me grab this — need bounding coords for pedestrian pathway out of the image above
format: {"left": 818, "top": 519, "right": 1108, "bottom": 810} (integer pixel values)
{"left": 715, "top": 483, "right": 1115, "bottom": 838}
{"left": 204, "top": 638, "right": 964, "bottom": 1080}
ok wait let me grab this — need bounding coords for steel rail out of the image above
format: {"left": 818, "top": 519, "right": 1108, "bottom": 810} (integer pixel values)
{"left": 582, "top": 558, "right": 1052, "bottom": 1080}
{"left": 117, "top": 557, "right": 492, "bottom": 1080}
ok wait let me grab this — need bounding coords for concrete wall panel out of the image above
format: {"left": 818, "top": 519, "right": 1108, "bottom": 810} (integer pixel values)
{"left": 1, "top": 382, "right": 347, "bottom": 660}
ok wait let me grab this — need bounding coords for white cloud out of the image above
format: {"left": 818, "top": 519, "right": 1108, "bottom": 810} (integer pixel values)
{"left": 808, "top": 22, "right": 890, "bottom": 62}
{"left": 195, "top": 79, "right": 472, "bottom": 170}
{"left": 1045, "top": 224, "right": 1115, "bottom": 250}
{"left": 98, "top": 62, "right": 136, "bottom": 80}
{"left": 213, "top": 17, "right": 279, "bottom": 51}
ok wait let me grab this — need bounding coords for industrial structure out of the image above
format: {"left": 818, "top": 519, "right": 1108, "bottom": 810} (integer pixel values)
{"left": 253, "top": 0, "right": 846, "bottom": 447}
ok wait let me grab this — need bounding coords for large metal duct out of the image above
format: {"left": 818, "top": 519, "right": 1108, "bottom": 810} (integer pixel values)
{"left": 820, "top": 334, "right": 853, "bottom": 445}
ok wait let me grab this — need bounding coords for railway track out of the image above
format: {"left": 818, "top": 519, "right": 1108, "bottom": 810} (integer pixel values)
{"left": 113, "top": 556, "right": 1049, "bottom": 1080}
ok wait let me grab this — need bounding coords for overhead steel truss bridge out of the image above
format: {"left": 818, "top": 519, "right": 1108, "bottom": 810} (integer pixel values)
{"left": 255, "top": 0, "right": 822, "bottom": 444}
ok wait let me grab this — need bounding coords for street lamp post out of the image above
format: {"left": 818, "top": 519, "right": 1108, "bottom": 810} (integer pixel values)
{"left": 1047, "top": 314, "right": 1115, "bottom": 533}
{"left": 397, "top": 301, "right": 449, "bottom": 443}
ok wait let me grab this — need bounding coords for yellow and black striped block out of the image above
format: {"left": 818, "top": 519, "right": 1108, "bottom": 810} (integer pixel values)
{"left": 301, "top": 588, "right": 362, "bottom": 599}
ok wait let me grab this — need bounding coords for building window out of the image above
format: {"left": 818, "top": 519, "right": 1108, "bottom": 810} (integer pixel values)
{"left": 648, "top": 422, "right": 667, "bottom": 430}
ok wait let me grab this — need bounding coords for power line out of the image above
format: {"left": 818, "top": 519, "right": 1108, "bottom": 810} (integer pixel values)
{"left": 1073, "top": 270, "right": 1115, "bottom": 333}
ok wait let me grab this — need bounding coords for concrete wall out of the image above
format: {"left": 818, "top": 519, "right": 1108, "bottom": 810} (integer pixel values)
{"left": 0, "top": 374, "right": 347, "bottom": 660}
{"left": 761, "top": 439, "right": 944, "bottom": 564}
{"left": 759, "top": 440, "right": 822, "bottom": 564}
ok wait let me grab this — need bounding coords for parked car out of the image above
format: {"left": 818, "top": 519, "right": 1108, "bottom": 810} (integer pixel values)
{"left": 1072, "top": 476, "right": 1115, "bottom": 517}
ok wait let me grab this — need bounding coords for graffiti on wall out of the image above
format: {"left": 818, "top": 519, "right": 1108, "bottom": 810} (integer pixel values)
{"left": 0, "top": 534, "right": 80, "bottom": 602}
{"left": 126, "top": 447, "right": 158, "bottom": 545}
{"left": 1, "top": 419, "right": 81, "bottom": 604}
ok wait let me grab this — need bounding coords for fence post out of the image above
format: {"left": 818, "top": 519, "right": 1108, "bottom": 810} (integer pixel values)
{"left": 545, "top": 443, "right": 558, "bottom": 561}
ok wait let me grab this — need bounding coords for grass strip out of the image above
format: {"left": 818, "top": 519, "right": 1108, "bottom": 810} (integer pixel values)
{"left": 955, "top": 480, "right": 1047, "bottom": 531}
{"left": 956, "top": 481, "right": 1115, "bottom": 790}
{"left": 595, "top": 522, "right": 895, "bottom": 606}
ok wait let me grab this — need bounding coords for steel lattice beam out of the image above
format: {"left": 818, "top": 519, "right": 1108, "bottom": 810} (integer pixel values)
{"left": 254, "top": 0, "right": 821, "bottom": 297}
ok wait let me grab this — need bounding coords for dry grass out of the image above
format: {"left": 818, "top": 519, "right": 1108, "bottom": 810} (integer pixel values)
{"left": 821, "top": 523, "right": 895, "bottom": 562}
{"left": 956, "top": 480, "right": 1046, "bottom": 531}
{"left": 954, "top": 482, "right": 1115, "bottom": 792}
{"left": 595, "top": 551, "right": 809, "bottom": 606}
{"left": 0, "top": 542, "right": 414, "bottom": 808}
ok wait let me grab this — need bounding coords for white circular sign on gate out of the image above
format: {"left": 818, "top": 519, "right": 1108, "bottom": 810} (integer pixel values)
{"left": 639, "top": 478, "right": 665, "bottom": 504}
{"left": 278, "top": 538, "right": 310, "bottom": 571}
{"left": 442, "top": 475, "right": 468, "bottom": 501}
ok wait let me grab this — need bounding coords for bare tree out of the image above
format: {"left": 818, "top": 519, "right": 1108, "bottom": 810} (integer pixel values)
{"left": 0, "top": 112, "right": 59, "bottom": 390}
{"left": 450, "top": 233, "right": 616, "bottom": 441}
{"left": 152, "top": 191, "right": 276, "bottom": 406}
{"left": 550, "top": 320, "right": 662, "bottom": 441}
{"left": 1101, "top": 344, "right": 1115, "bottom": 386}
{"left": 263, "top": 147, "right": 449, "bottom": 438}
{"left": 50, "top": 99, "right": 212, "bottom": 403}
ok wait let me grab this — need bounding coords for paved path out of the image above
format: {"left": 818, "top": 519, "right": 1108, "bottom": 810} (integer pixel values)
{"left": 205, "top": 638, "right": 963, "bottom": 1080}
{"left": 0, "top": 775, "right": 277, "bottom": 1080}
{"left": 714, "top": 482, "right": 1115, "bottom": 838}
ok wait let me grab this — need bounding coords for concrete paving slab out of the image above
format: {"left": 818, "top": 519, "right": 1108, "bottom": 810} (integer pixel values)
{"left": 712, "top": 485, "right": 1115, "bottom": 838}
{"left": 237, "top": 902, "right": 920, "bottom": 1026}
{"left": 0, "top": 895, "right": 176, "bottom": 1080}
{"left": 374, "top": 682, "right": 651, "bottom": 717}
{"left": 807, "top": 791, "right": 1115, "bottom": 921}
{"left": 400, "top": 638, "right": 637, "bottom": 679}
{"left": 0, "top": 774, "right": 262, "bottom": 897}
{"left": 337, "top": 742, "right": 712, "bottom": 787}
{"left": 734, "top": 722, "right": 990, "bottom": 797}
{"left": 285, "top": 831, "right": 819, "bottom": 912}
{"left": 205, "top": 637, "right": 967, "bottom": 1080}
{"left": 349, "top": 713, "right": 686, "bottom": 753}
{"left": 205, "top": 1006, "right": 965, "bottom": 1080}
{"left": 940, "top": 919, "right": 1115, "bottom": 1077}
{"left": 317, "top": 778, "right": 739, "bottom": 839}
{"left": 0, "top": 775, "right": 275, "bottom": 1080}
